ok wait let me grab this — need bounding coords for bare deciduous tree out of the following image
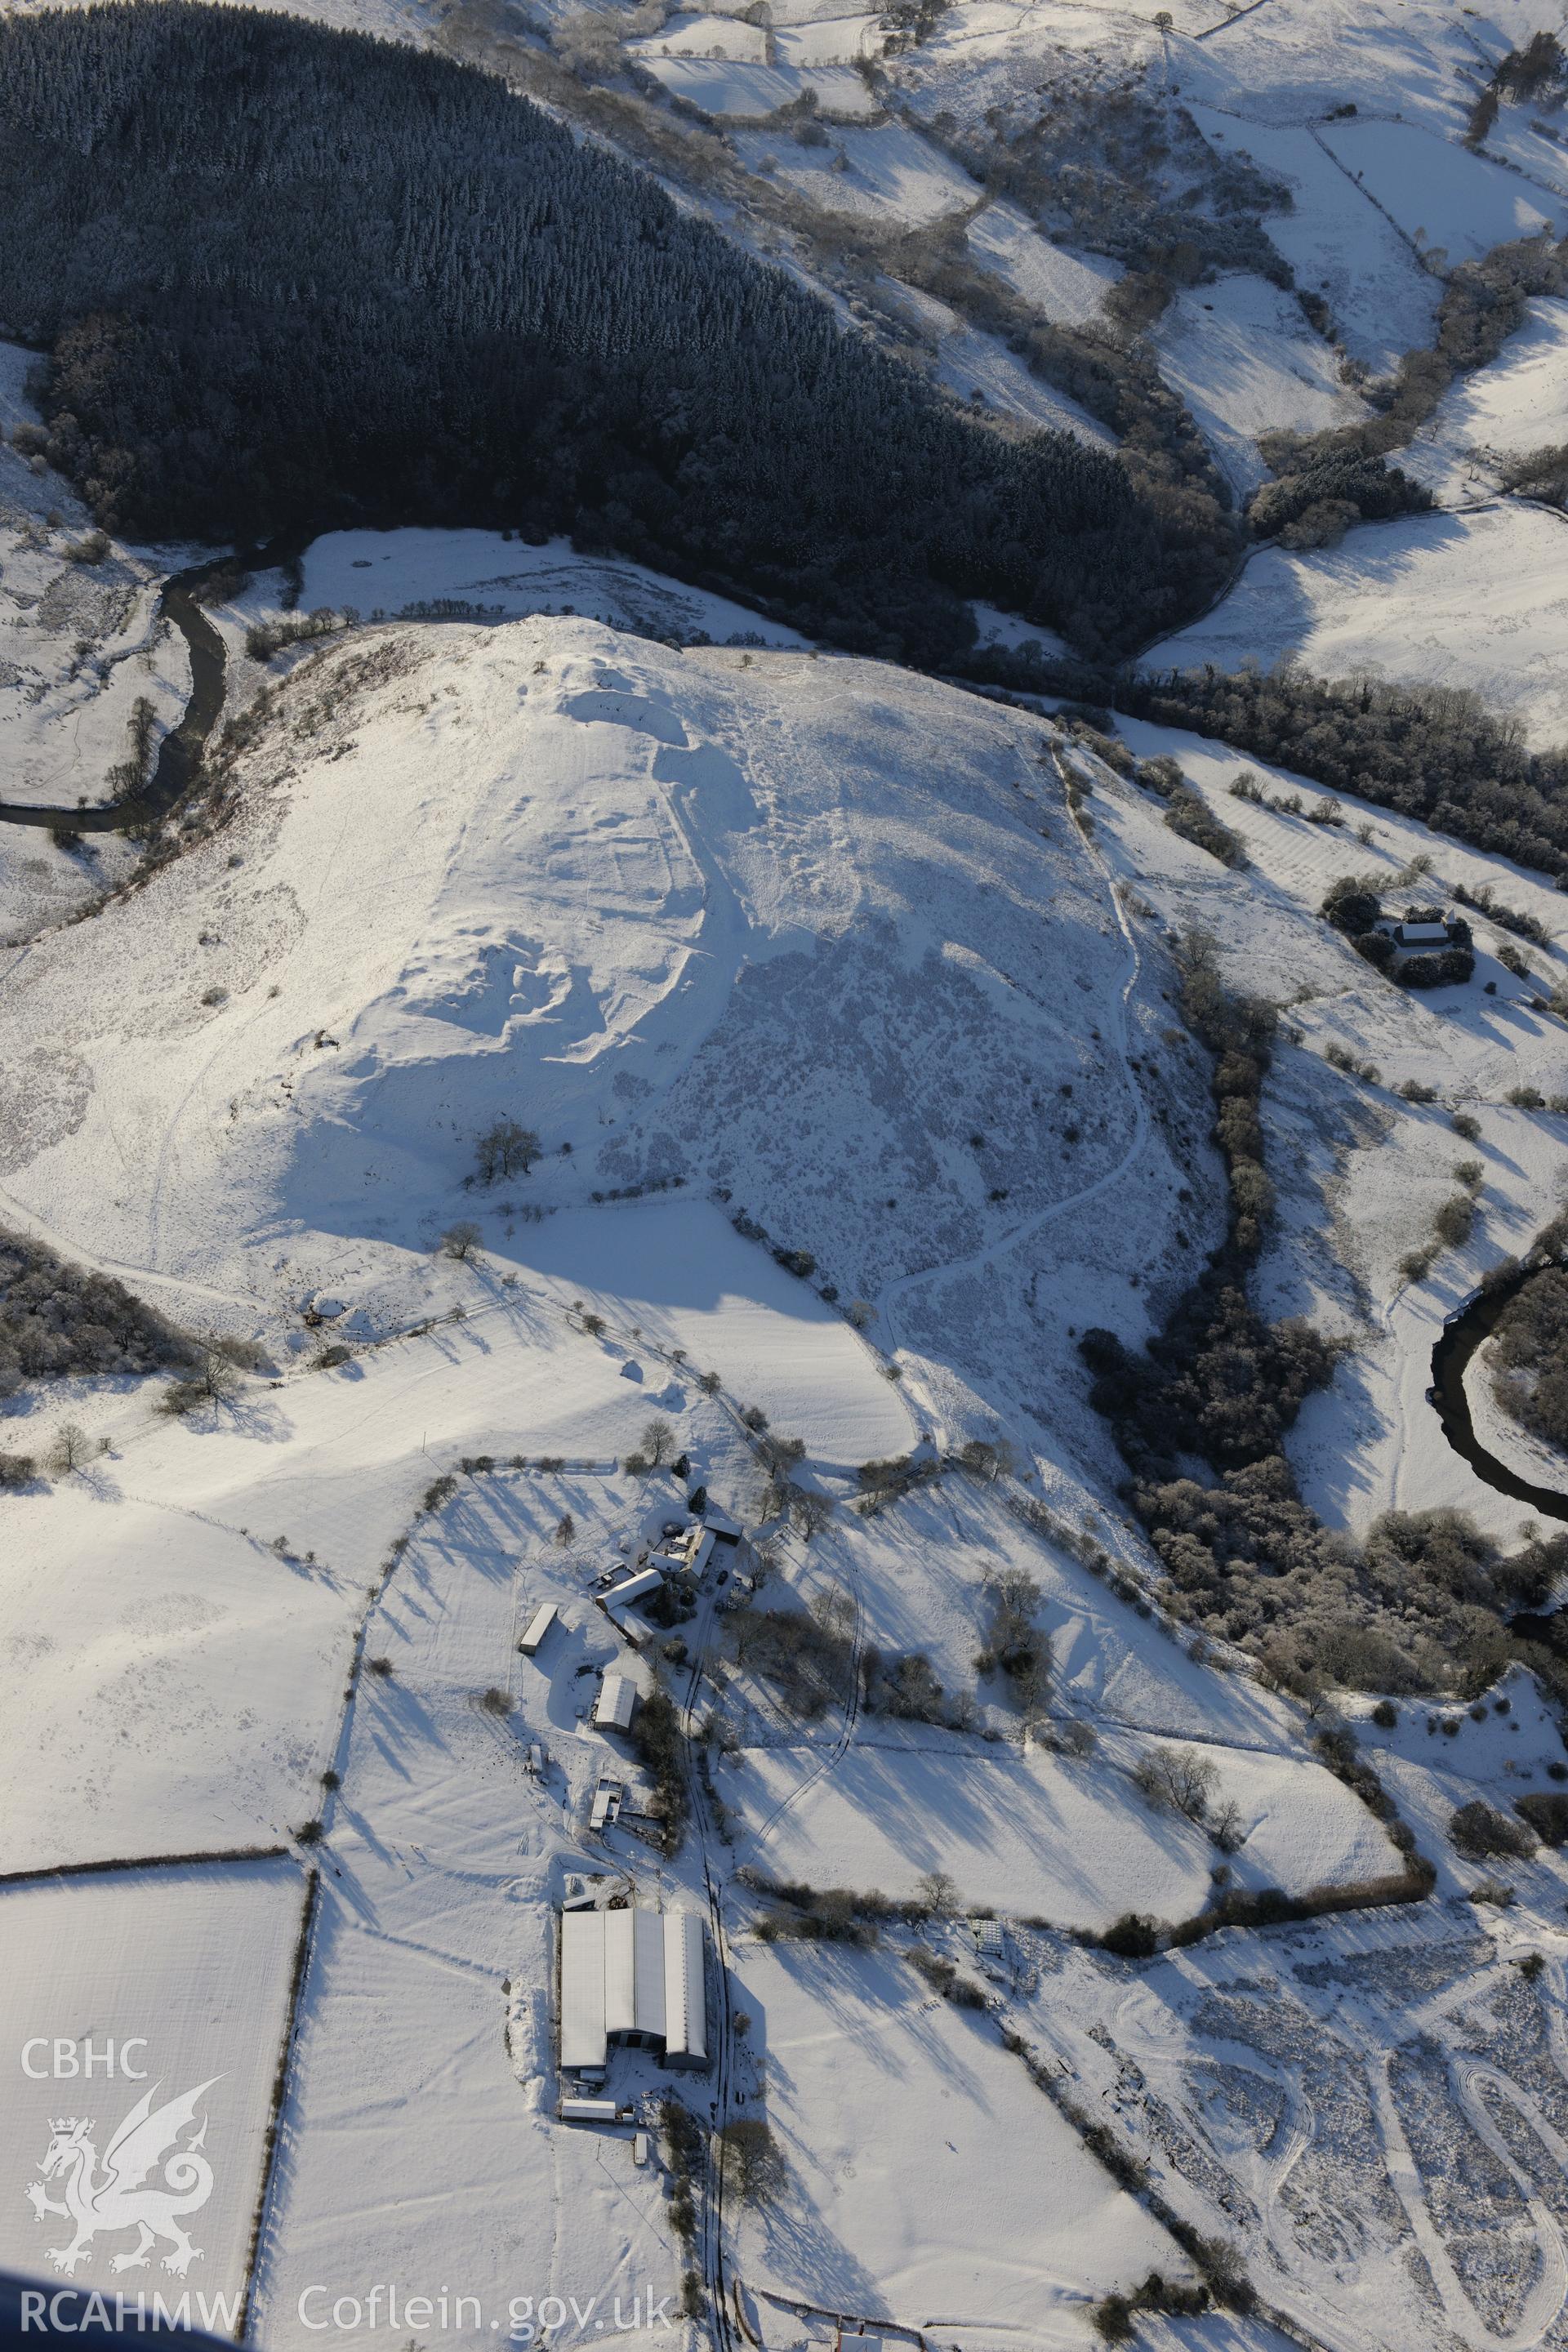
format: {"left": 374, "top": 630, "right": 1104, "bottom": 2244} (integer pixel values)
{"left": 1134, "top": 1743, "right": 1219, "bottom": 1825}
{"left": 642, "top": 1417, "right": 677, "bottom": 1468}
{"left": 474, "top": 1118, "right": 541, "bottom": 1184}
{"left": 787, "top": 1487, "right": 834, "bottom": 1539}
{"left": 49, "top": 1420, "right": 89, "bottom": 1475}
{"left": 916, "top": 1869, "right": 958, "bottom": 1917}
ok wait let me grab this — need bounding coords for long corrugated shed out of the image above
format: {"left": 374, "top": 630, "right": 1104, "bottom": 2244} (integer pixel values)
{"left": 560, "top": 1908, "right": 608, "bottom": 2069}
{"left": 662, "top": 1909, "right": 707, "bottom": 2068}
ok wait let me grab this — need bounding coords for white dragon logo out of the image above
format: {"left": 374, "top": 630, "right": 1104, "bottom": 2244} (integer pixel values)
{"left": 25, "top": 2078, "right": 221, "bottom": 2277}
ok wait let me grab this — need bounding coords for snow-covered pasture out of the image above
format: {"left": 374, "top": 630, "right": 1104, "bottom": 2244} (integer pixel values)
{"left": 795, "top": 1481, "right": 1292, "bottom": 1749}
{"left": 773, "top": 16, "right": 878, "bottom": 66}
{"left": 1152, "top": 273, "right": 1371, "bottom": 495}
{"left": 735, "top": 118, "right": 978, "bottom": 221}
{"left": 924, "top": 302, "right": 1121, "bottom": 442}
{"left": 719, "top": 1481, "right": 1401, "bottom": 1924}
{"left": 1145, "top": 505, "right": 1568, "bottom": 750}
{"left": 964, "top": 202, "right": 1122, "bottom": 330}
{"left": 630, "top": 11, "right": 769, "bottom": 59}
{"left": 260, "top": 528, "right": 807, "bottom": 648}
{"left": 725, "top": 1731, "right": 1396, "bottom": 1927}
{"left": 0, "top": 1484, "right": 357, "bottom": 1874}
{"left": 1176, "top": 0, "right": 1525, "bottom": 139}
{"left": 638, "top": 54, "right": 801, "bottom": 112}
{"left": 1318, "top": 115, "right": 1568, "bottom": 264}
{"left": 0, "top": 1858, "right": 310, "bottom": 2323}
{"left": 518, "top": 1200, "right": 915, "bottom": 1465}
{"left": 1401, "top": 296, "right": 1568, "bottom": 504}
{"left": 730, "top": 1937, "right": 1177, "bottom": 2338}
{"left": 1183, "top": 111, "right": 1440, "bottom": 376}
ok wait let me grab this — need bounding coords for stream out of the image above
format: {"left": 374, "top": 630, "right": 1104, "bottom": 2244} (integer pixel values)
{"left": 1429, "top": 1267, "right": 1568, "bottom": 1526}
{"left": 0, "top": 558, "right": 228, "bottom": 832}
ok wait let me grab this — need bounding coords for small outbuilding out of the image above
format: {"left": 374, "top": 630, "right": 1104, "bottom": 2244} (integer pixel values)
{"left": 589, "top": 1779, "right": 623, "bottom": 1833}
{"left": 1392, "top": 919, "right": 1451, "bottom": 947}
{"left": 519, "top": 1602, "right": 559, "bottom": 1657}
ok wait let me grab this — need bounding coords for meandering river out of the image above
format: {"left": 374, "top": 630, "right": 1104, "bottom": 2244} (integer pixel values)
{"left": 0, "top": 559, "right": 227, "bottom": 832}
{"left": 1429, "top": 1268, "right": 1568, "bottom": 1526}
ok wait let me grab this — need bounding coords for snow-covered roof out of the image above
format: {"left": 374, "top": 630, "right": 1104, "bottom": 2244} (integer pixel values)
{"left": 588, "top": 1780, "right": 621, "bottom": 1832}
{"left": 560, "top": 1909, "right": 608, "bottom": 2069}
{"left": 593, "top": 1673, "right": 637, "bottom": 1731}
{"left": 686, "top": 1529, "right": 716, "bottom": 1578}
{"left": 662, "top": 1910, "right": 707, "bottom": 2067}
{"left": 559, "top": 1908, "right": 706, "bottom": 2071}
{"left": 519, "top": 1601, "right": 559, "bottom": 1655}
{"left": 605, "top": 1909, "right": 667, "bottom": 2041}
{"left": 603, "top": 1567, "right": 664, "bottom": 1610}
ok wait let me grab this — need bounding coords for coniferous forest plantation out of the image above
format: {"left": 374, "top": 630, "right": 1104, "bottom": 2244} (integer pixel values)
{"left": 0, "top": 3, "right": 1238, "bottom": 662}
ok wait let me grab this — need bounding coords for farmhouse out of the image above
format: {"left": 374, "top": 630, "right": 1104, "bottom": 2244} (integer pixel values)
{"left": 1386, "top": 905, "right": 1470, "bottom": 951}
{"left": 559, "top": 1907, "right": 709, "bottom": 2074}
{"left": 1392, "top": 913, "right": 1454, "bottom": 948}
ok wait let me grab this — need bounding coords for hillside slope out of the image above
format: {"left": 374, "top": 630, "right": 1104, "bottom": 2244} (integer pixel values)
{"left": 0, "top": 618, "right": 1207, "bottom": 1324}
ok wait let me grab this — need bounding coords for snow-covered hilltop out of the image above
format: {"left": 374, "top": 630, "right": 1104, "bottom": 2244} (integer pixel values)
{"left": 0, "top": 608, "right": 1192, "bottom": 1312}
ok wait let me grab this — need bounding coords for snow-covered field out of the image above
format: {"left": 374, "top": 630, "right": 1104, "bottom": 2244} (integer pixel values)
{"left": 1317, "top": 115, "right": 1568, "bottom": 263}
{"left": 1146, "top": 505, "right": 1568, "bottom": 750}
{"left": 729, "top": 1938, "right": 1172, "bottom": 2336}
{"left": 1402, "top": 296, "right": 1568, "bottom": 503}
{"left": 272, "top": 529, "right": 807, "bottom": 648}
{"left": 963, "top": 203, "right": 1122, "bottom": 330}
{"left": 0, "top": 1860, "right": 310, "bottom": 2318}
{"left": 1183, "top": 110, "right": 1441, "bottom": 375}
{"left": 727, "top": 1733, "right": 1396, "bottom": 1924}
{"left": 1152, "top": 273, "right": 1371, "bottom": 496}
